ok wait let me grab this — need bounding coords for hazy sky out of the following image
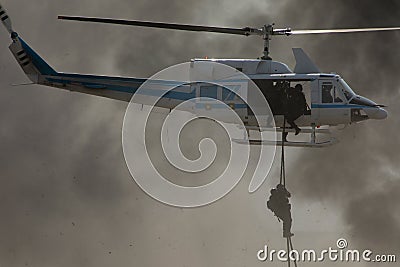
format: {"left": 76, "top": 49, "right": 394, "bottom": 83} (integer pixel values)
{"left": 0, "top": 0, "right": 399, "bottom": 266}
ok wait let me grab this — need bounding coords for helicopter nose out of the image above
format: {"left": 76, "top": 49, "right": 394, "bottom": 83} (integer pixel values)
{"left": 365, "top": 107, "right": 388, "bottom": 120}
{"left": 375, "top": 108, "right": 388, "bottom": 120}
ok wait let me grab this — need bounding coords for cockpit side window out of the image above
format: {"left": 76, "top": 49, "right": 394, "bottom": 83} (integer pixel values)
{"left": 339, "top": 79, "right": 356, "bottom": 100}
{"left": 333, "top": 86, "right": 346, "bottom": 103}
{"left": 321, "top": 81, "right": 346, "bottom": 103}
{"left": 343, "top": 90, "right": 353, "bottom": 100}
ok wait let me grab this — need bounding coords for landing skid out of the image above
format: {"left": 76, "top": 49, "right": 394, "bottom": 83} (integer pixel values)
{"left": 244, "top": 125, "right": 331, "bottom": 134}
{"left": 236, "top": 124, "right": 337, "bottom": 148}
{"left": 232, "top": 138, "right": 337, "bottom": 148}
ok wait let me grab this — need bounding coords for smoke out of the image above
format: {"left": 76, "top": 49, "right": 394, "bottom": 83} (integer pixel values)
{"left": 276, "top": 0, "right": 400, "bottom": 257}
{"left": 0, "top": 0, "right": 399, "bottom": 266}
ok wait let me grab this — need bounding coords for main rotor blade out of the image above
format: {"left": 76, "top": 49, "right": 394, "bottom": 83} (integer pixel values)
{"left": 58, "top": 15, "right": 262, "bottom": 36}
{"left": 290, "top": 27, "right": 400, "bottom": 35}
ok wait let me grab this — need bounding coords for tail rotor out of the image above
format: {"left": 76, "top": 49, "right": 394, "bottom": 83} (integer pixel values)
{"left": 0, "top": 3, "right": 18, "bottom": 39}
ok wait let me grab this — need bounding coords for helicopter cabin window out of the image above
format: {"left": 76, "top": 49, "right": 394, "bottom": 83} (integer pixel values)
{"left": 321, "top": 82, "right": 334, "bottom": 103}
{"left": 322, "top": 82, "right": 346, "bottom": 103}
{"left": 200, "top": 85, "right": 218, "bottom": 99}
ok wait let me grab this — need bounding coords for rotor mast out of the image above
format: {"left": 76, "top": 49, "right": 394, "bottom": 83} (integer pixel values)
{"left": 262, "top": 24, "right": 274, "bottom": 59}
{"left": 258, "top": 24, "right": 290, "bottom": 59}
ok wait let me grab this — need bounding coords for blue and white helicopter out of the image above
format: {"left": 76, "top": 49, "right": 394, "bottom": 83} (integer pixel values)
{"left": 1, "top": 5, "right": 394, "bottom": 147}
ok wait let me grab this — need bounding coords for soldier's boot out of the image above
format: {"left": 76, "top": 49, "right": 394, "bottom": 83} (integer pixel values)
{"left": 283, "top": 132, "right": 288, "bottom": 142}
{"left": 283, "top": 221, "right": 294, "bottom": 238}
{"left": 295, "top": 126, "right": 301, "bottom": 135}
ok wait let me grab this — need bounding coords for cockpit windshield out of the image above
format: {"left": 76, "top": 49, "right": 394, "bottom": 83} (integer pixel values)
{"left": 338, "top": 79, "right": 356, "bottom": 100}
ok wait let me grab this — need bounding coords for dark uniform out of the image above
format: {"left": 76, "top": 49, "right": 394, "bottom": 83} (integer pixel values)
{"left": 284, "top": 84, "right": 307, "bottom": 139}
{"left": 267, "top": 184, "right": 293, "bottom": 238}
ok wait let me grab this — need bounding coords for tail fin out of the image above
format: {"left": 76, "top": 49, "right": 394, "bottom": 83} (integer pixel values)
{"left": 292, "top": 48, "right": 320, "bottom": 74}
{"left": 9, "top": 37, "right": 58, "bottom": 82}
{"left": 2, "top": 3, "right": 57, "bottom": 82}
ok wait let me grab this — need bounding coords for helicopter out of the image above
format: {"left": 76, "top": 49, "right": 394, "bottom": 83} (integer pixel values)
{"left": 1, "top": 4, "right": 396, "bottom": 148}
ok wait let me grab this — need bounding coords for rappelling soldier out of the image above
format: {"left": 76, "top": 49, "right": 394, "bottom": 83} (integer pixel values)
{"left": 267, "top": 184, "right": 294, "bottom": 238}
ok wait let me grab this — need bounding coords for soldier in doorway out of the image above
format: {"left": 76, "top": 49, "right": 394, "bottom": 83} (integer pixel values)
{"left": 283, "top": 83, "right": 308, "bottom": 141}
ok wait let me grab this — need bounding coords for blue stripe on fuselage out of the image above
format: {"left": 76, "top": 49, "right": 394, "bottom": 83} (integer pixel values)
{"left": 45, "top": 75, "right": 197, "bottom": 100}
{"left": 195, "top": 103, "right": 247, "bottom": 109}
{"left": 44, "top": 74, "right": 250, "bottom": 103}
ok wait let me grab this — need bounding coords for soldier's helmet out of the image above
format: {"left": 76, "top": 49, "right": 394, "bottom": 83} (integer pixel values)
{"left": 295, "top": 84, "right": 303, "bottom": 91}
{"left": 277, "top": 184, "right": 285, "bottom": 190}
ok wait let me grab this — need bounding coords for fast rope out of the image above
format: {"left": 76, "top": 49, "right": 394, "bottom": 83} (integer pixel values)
{"left": 288, "top": 236, "right": 298, "bottom": 267}
{"left": 279, "top": 116, "right": 286, "bottom": 186}
{"left": 280, "top": 116, "right": 298, "bottom": 267}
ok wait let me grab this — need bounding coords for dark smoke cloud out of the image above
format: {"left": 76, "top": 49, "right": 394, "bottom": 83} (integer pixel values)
{"left": 0, "top": 0, "right": 399, "bottom": 266}
{"left": 277, "top": 0, "right": 400, "bottom": 258}
{"left": 345, "top": 179, "right": 400, "bottom": 252}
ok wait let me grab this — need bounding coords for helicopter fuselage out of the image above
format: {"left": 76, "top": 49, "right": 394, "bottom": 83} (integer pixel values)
{"left": 8, "top": 38, "right": 387, "bottom": 134}
{"left": 152, "top": 58, "right": 388, "bottom": 130}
